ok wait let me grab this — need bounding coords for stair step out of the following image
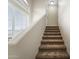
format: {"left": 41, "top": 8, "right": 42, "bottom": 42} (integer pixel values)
{"left": 44, "top": 32, "right": 61, "bottom": 35}
{"left": 46, "top": 26, "right": 59, "bottom": 28}
{"left": 46, "top": 28, "right": 59, "bottom": 30}
{"left": 46, "top": 26, "right": 59, "bottom": 30}
{"left": 36, "top": 26, "right": 69, "bottom": 59}
{"left": 41, "top": 40, "right": 64, "bottom": 44}
{"left": 43, "top": 35, "right": 62, "bottom": 39}
{"left": 36, "top": 51, "right": 69, "bottom": 59}
{"left": 45, "top": 30, "right": 60, "bottom": 32}
{"left": 39, "top": 44, "right": 66, "bottom": 51}
{"left": 46, "top": 28, "right": 59, "bottom": 29}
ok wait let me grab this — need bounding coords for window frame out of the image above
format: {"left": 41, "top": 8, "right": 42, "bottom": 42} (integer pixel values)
{"left": 8, "top": 0, "right": 30, "bottom": 41}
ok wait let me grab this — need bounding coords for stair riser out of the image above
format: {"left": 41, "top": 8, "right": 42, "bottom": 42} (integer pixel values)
{"left": 41, "top": 42, "right": 64, "bottom": 45}
{"left": 39, "top": 48, "right": 66, "bottom": 51}
{"left": 39, "top": 50, "right": 66, "bottom": 52}
{"left": 44, "top": 32, "right": 60, "bottom": 33}
{"left": 46, "top": 26, "right": 59, "bottom": 28}
{"left": 46, "top": 29, "right": 59, "bottom": 30}
{"left": 43, "top": 37, "right": 62, "bottom": 39}
{"left": 46, "top": 27, "right": 59, "bottom": 28}
{"left": 39, "top": 49, "right": 66, "bottom": 52}
{"left": 44, "top": 32, "right": 61, "bottom": 35}
{"left": 45, "top": 31, "right": 60, "bottom": 32}
{"left": 42, "top": 39, "right": 63, "bottom": 40}
{"left": 46, "top": 27, "right": 59, "bottom": 29}
{"left": 45, "top": 29, "right": 60, "bottom": 31}
{"left": 45, "top": 31, "right": 60, "bottom": 33}
{"left": 36, "top": 58, "right": 69, "bottom": 59}
{"left": 44, "top": 34, "right": 61, "bottom": 35}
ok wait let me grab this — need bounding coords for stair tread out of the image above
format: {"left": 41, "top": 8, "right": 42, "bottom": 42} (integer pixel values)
{"left": 40, "top": 44, "right": 66, "bottom": 49}
{"left": 46, "top": 26, "right": 59, "bottom": 28}
{"left": 44, "top": 32, "right": 61, "bottom": 35}
{"left": 43, "top": 35, "right": 62, "bottom": 39}
{"left": 43, "top": 39, "right": 63, "bottom": 40}
{"left": 45, "top": 32, "right": 60, "bottom": 33}
{"left": 36, "top": 26, "right": 69, "bottom": 59}
{"left": 41, "top": 40, "right": 64, "bottom": 43}
{"left": 46, "top": 27, "right": 59, "bottom": 29}
{"left": 43, "top": 35, "right": 62, "bottom": 37}
{"left": 46, "top": 26, "right": 59, "bottom": 27}
{"left": 45, "top": 30, "right": 60, "bottom": 32}
{"left": 46, "top": 28, "right": 59, "bottom": 30}
{"left": 36, "top": 51, "right": 69, "bottom": 59}
{"left": 45, "top": 28, "right": 59, "bottom": 30}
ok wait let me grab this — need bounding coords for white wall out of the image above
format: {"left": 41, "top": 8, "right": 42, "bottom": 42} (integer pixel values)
{"left": 32, "top": 0, "right": 47, "bottom": 12}
{"left": 32, "top": 0, "right": 58, "bottom": 26}
{"left": 47, "top": 6, "right": 58, "bottom": 26}
{"left": 8, "top": 0, "right": 48, "bottom": 59}
{"left": 32, "top": 0, "right": 48, "bottom": 22}
{"left": 58, "top": 0, "right": 70, "bottom": 55}
{"left": 8, "top": 15, "right": 46, "bottom": 59}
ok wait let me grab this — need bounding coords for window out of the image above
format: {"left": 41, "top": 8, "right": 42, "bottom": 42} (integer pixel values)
{"left": 8, "top": 1, "right": 30, "bottom": 40}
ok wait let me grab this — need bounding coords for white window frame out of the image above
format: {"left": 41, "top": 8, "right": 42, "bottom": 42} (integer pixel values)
{"left": 8, "top": 0, "right": 30, "bottom": 41}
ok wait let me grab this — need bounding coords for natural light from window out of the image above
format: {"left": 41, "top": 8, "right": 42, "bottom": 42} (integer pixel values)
{"left": 8, "top": 0, "right": 30, "bottom": 41}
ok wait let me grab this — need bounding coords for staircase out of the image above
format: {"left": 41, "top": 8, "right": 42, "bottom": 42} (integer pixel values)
{"left": 36, "top": 26, "right": 69, "bottom": 59}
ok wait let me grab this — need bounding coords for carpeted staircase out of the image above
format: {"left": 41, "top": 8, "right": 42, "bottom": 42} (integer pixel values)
{"left": 36, "top": 26, "right": 69, "bottom": 59}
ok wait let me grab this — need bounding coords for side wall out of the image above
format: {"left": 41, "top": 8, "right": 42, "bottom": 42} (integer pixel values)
{"left": 8, "top": 15, "right": 47, "bottom": 59}
{"left": 32, "top": 0, "right": 48, "bottom": 22}
{"left": 58, "top": 0, "right": 70, "bottom": 55}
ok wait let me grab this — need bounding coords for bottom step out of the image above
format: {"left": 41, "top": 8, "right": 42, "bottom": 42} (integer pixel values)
{"left": 36, "top": 51, "right": 69, "bottom": 59}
